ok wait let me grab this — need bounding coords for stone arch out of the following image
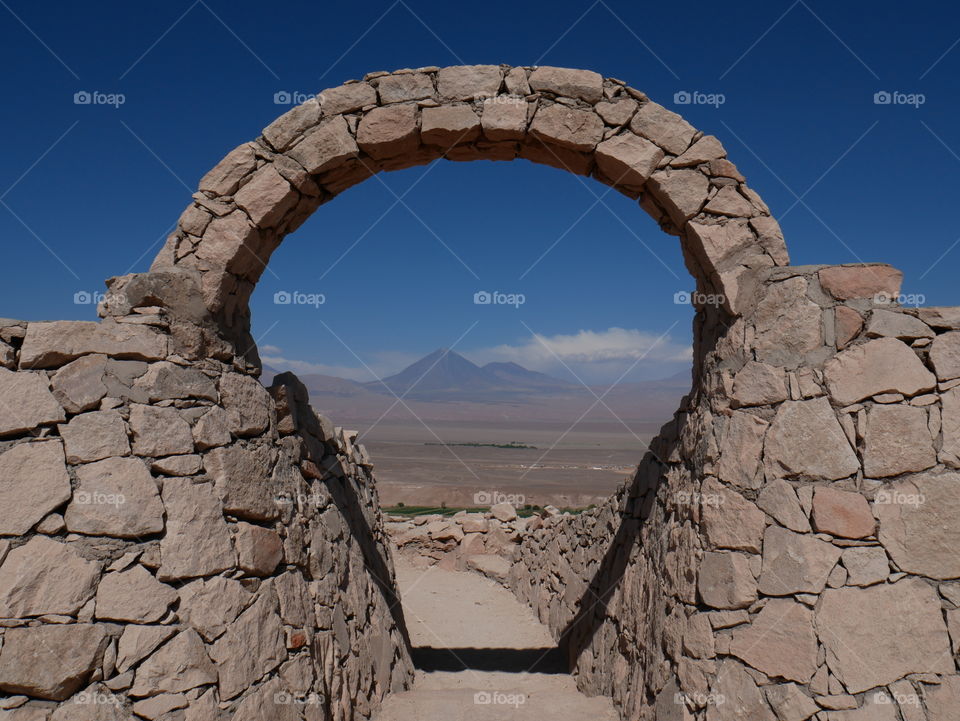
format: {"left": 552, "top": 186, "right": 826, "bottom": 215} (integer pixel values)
{"left": 145, "top": 64, "right": 789, "bottom": 352}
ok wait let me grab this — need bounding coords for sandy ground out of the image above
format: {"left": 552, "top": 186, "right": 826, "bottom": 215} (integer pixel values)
{"left": 372, "top": 558, "right": 620, "bottom": 721}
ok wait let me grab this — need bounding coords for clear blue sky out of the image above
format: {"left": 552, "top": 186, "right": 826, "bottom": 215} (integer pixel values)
{"left": 2, "top": 0, "right": 959, "bottom": 383}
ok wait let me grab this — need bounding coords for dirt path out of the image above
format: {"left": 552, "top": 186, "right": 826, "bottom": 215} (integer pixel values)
{"left": 373, "top": 558, "right": 620, "bottom": 721}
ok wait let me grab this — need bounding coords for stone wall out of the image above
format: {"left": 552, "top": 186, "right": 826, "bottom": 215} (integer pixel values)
{"left": 0, "top": 313, "right": 413, "bottom": 720}
{"left": 511, "top": 264, "right": 960, "bottom": 720}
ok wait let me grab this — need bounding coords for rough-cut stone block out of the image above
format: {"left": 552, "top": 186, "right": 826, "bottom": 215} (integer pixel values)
{"left": 841, "top": 545, "right": 888, "bottom": 586}
{"left": 377, "top": 72, "right": 434, "bottom": 103}
{"left": 129, "top": 629, "right": 217, "bottom": 697}
{"left": 438, "top": 65, "right": 502, "bottom": 100}
{"left": 481, "top": 98, "right": 528, "bottom": 141}
{"left": 220, "top": 373, "right": 271, "bottom": 436}
{"left": 672, "top": 135, "right": 725, "bottom": 167}
{"left": 0, "top": 536, "right": 100, "bottom": 616}
{"left": 50, "top": 354, "right": 108, "bottom": 413}
{"left": 698, "top": 551, "right": 757, "bottom": 609}
{"left": 818, "top": 265, "right": 902, "bottom": 301}
{"left": 758, "top": 525, "right": 841, "bottom": 595}
{"left": 420, "top": 105, "right": 481, "bottom": 147}
{"left": 706, "top": 660, "right": 775, "bottom": 721}
{"left": 528, "top": 66, "right": 603, "bottom": 103}
{"left": 262, "top": 99, "right": 321, "bottom": 151}
{"left": 192, "top": 405, "right": 232, "bottom": 450}
{"left": 19, "top": 321, "right": 167, "bottom": 369}
{"left": 630, "top": 101, "right": 696, "bottom": 155}
{"left": 595, "top": 133, "right": 663, "bottom": 186}
{"left": 529, "top": 104, "right": 604, "bottom": 152}
{"left": 158, "top": 478, "right": 235, "bottom": 581}
{"left": 704, "top": 186, "right": 756, "bottom": 217}
{"left": 198, "top": 143, "right": 257, "bottom": 196}
{"left": 764, "top": 683, "right": 819, "bottom": 721}
{"left": 862, "top": 403, "right": 936, "bottom": 478}
{"left": 204, "top": 445, "right": 279, "bottom": 521}
{"left": 647, "top": 170, "right": 710, "bottom": 227}
{"left": 60, "top": 409, "right": 130, "bottom": 464}
{"left": 178, "top": 576, "right": 254, "bottom": 641}
{"left": 133, "top": 361, "right": 217, "bottom": 402}
{"left": 764, "top": 398, "right": 859, "bottom": 481}
{"left": 865, "top": 309, "right": 934, "bottom": 340}
{"left": 756, "top": 478, "right": 810, "bottom": 533}
{"left": 0, "top": 624, "right": 107, "bottom": 700}
{"left": 717, "top": 411, "right": 768, "bottom": 489}
{"left": 824, "top": 337, "right": 936, "bottom": 405}
{"left": 116, "top": 625, "right": 178, "bottom": 674}
{"left": 319, "top": 82, "right": 377, "bottom": 115}
{"left": 930, "top": 331, "right": 960, "bottom": 380}
{"left": 194, "top": 210, "right": 263, "bottom": 277}
{"left": 234, "top": 522, "right": 283, "bottom": 576}
{"left": 287, "top": 116, "right": 359, "bottom": 174}
{"left": 95, "top": 565, "right": 178, "bottom": 623}
{"left": 817, "top": 579, "right": 953, "bottom": 693}
{"left": 700, "top": 478, "right": 765, "bottom": 552}
{"left": 234, "top": 164, "right": 298, "bottom": 228}
{"left": 357, "top": 104, "right": 420, "bottom": 160}
{"left": 834, "top": 305, "right": 863, "bottom": 348}
{"left": 129, "top": 404, "right": 194, "bottom": 457}
{"left": 0, "top": 368, "right": 65, "bottom": 436}
{"left": 0, "top": 440, "right": 71, "bottom": 536}
{"left": 65, "top": 456, "right": 165, "bottom": 538}
{"left": 875, "top": 472, "right": 960, "bottom": 579}
{"left": 751, "top": 277, "right": 823, "bottom": 366}
{"left": 811, "top": 486, "right": 875, "bottom": 539}
{"left": 594, "top": 98, "right": 637, "bottom": 126}
{"left": 729, "top": 599, "right": 817, "bottom": 682}
{"left": 731, "top": 361, "right": 788, "bottom": 407}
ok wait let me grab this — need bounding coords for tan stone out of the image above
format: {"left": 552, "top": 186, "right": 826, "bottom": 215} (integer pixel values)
{"left": 234, "top": 165, "right": 297, "bottom": 228}
{"left": 51, "top": 684, "right": 134, "bottom": 720}
{"left": 630, "top": 101, "right": 696, "bottom": 155}
{"left": 438, "top": 65, "right": 502, "bottom": 100}
{"left": 158, "top": 478, "right": 235, "bottom": 581}
{"left": 481, "top": 98, "right": 528, "bottom": 141}
{"left": 95, "top": 565, "right": 177, "bottom": 623}
{"left": 647, "top": 169, "right": 710, "bottom": 227}
{"left": 0, "top": 625, "right": 107, "bottom": 701}
{"left": 234, "top": 522, "right": 283, "bottom": 576}
{"left": 926, "top": 676, "right": 960, "bottom": 721}
{"left": 764, "top": 683, "right": 819, "bottom": 721}
{"left": 232, "top": 677, "right": 300, "bottom": 721}
{"left": 698, "top": 551, "right": 757, "bottom": 609}
{"left": 728, "top": 599, "right": 817, "bottom": 682}
{"left": 682, "top": 613, "right": 715, "bottom": 659}
{"left": 319, "top": 82, "right": 377, "bottom": 115}
{"left": 840, "top": 546, "right": 888, "bottom": 586}
{"left": 0, "top": 440, "right": 71, "bottom": 535}
{"left": 834, "top": 306, "right": 863, "bottom": 349}
{"left": 824, "top": 338, "right": 935, "bottom": 405}
{"left": 818, "top": 265, "right": 902, "bottom": 301}
{"left": 192, "top": 406, "right": 231, "bottom": 450}
{"left": 0, "top": 536, "right": 100, "bottom": 617}
{"left": 672, "top": 135, "right": 726, "bottom": 167}
{"left": 177, "top": 576, "right": 254, "bottom": 641}
{"left": 65, "top": 457, "right": 165, "bottom": 538}
{"left": 376, "top": 72, "right": 434, "bottom": 103}
{"left": 764, "top": 399, "right": 859, "bottom": 481}
{"left": 705, "top": 186, "right": 756, "bottom": 217}
{"left": 204, "top": 444, "right": 279, "bottom": 521}
{"left": 129, "top": 404, "right": 193, "bottom": 457}
{"left": 116, "top": 625, "right": 178, "bottom": 674}
{"left": 752, "top": 277, "right": 823, "bottom": 367}
{"left": 129, "top": 629, "right": 217, "bottom": 697}
{"left": 262, "top": 98, "right": 320, "bottom": 151}
{"left": 529, "top": 104, "right": 604, "bottom": 151}
{"left": 210, "top": 587, "right": 287, "bottom": 699}
{"left": 758, "top": 526, "right": 841, "bottom": 595}
{"left": 811, "top": 486, "right": 875, "bottom": 539}
{"left": 756, "top": 479, "right": 810, "bottom": 533}
{"left": 816, "top": 579, "right": 953, "bottom": 693}
{"left": 420, "top": 105, "right": 480, "bottom": 147}
{"left": 594, "top": 98, "right": 637, "bottom": 126}
{"left": 701, "top": 478, "right": 765, "bottom": 552}
{"left": 131, "top": 693, "right": 188, "bottom": 719}
{"left": 19, "top": 321, "right": 167, "bottom": 369}
{"left": 50, "top": 355, "right": 108, "bottom": 413}
{"left": 731, "top": 361, "right": 788, "bottom": 407}
{"left": 219, "top": 373, "right": 271, "bottom": 436}
{"left": 862, "top": 404, "right": 936, "bottom": 477}
{"left": 717, "top": 411, "right": 768, "bottom": 490}
{"left": 942, "top": 386, "right": 960, "bottom": 467}
{"left": 198, "top": 143, "right": 256, "bottom": 195}
{"left": 286, "top": 116, "right": 359, "bottom": 174}
{"left": 875, "top": 472, "right": 960, "bottom": 579}
{"left": 865, "top": 309, "right": 934, "bottom": 340}
{"left": 930, "top": 331, "right": 960, "bottom": 380}
{"left": 595, "top": 133, "right": 663, "bottom": 186}
{"left": 60, "top": 410, "right": 130, "bottom": 464}
{"left": 150, "top": 454, "right": 201, "bottom": 476}
{"left": 0, "top": 368, "right": 65, "bottom": 436}
{"left": 705, "top": 659, "right": 775, "bottom": 721}
{"left": 357, "top": 104, "right": 420, "bottom": 160}
{"left": 193, "top": 210, "right": 261, "bottom": 275}
{"left": 528, "top": 66, "right": 603, "bottom": 103}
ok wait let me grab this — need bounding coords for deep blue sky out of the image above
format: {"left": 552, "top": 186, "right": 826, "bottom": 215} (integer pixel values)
{"left": 1, "top": 0, "right": 958, "bottom": 382}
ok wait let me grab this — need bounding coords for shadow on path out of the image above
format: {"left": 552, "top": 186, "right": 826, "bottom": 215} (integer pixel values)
{"left": 412, "top": 646, "right": 567, "bottom": 674}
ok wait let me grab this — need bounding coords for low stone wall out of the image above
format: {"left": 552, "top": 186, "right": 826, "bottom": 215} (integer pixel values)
{"left": 510, "top": 264, "right": 960, "bottom": 720}
{"left": 0, "top": 316, "right": 413, "bottom": 719}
